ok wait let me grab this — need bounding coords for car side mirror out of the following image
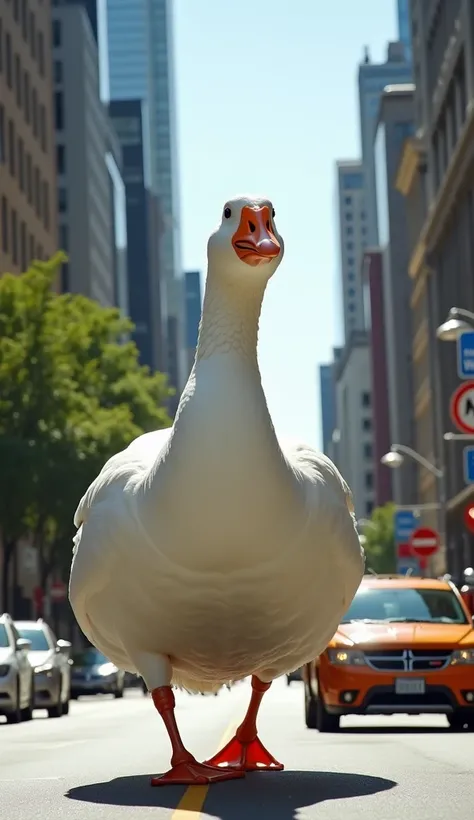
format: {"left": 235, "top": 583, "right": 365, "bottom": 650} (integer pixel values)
{"left": 16, "top": 638, "right": 31, "bottom": 652}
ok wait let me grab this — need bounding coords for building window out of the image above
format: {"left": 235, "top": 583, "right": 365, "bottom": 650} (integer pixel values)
{"left": 13, "top": 0, "right": 20, "bottom": 22}
{"left": 21, "top": 0, "right": 28, "bottom": 38}
{"left": 56, "top": 144, "right": 65, "bottom": 174}
{"left": 348, "top": 302, "right": 355, "bottom": 313}
{"left": 37, "top": 243, "right": 43, "bottom": 260}
{"left": 29, "top": 233, "right": 35, "bottom": 262}
{"left": 39, "top": 105, "right": 46, "bottom": 151}
{"left": 11, "top": 209, "right": 18, "bottom": 265}
{"left": 14, "top": 54, "right": 22, "bottom": 107}
{"left": 347, "top": 257, "right": 354, "bottom": 266}
{"left": 8, "top": 120, "right": 15, "bottom": 176}
{"left": 365, "top": 472, "right": 374, "bottom": 490}
{"left": 32, "top": 88, "right": 38, "bottom": 137}
{"left": 42, "top": 181, "right": 49, "bottom": 229}
{"left": 54, "top": 60, "right": 62, "bottom": 84}
{"left": 34, "top": 167, "right": 41, "bottom": 216}
{"left": 24, "top": 71, "right": 30, "bottom": 123}
{"left": 20, "top": 221, "right": 27, "bottom": 270}
{"left": 29, "top": 12, "right": 36, "bottom": 60}
{"left": 61, "top": 261, "right": 69, "bottom": 291}
{"left": 52, "top": 20, "right": 61, "bottom": 47}
{"left": 0, "top": 106, "right": 4, "bottom": 164}
{"left": 38, "top": 31, "right": 45, "bottom": 75}
{"left": 346, "top": 241, "right": 354, "bottom": 251}
{"left": 1, "top": 198, "right": 8, "bottom": 253}
{"left": 344, "top": 196, "right": 352, "bottom": 205}
{"left": 365, "top": 501, "right": 374, "bottom": 517}
{"left": 348, "top": 272, "right": 355, "bottom": 281}
{"left": 363, "top": 442, "right": 373, "bottom": 459}
{"left": 345, "top": 212, "right": 353, "bottom": 221}
{"left": 6, "top": 34, "right": 12, "bottom": 88}
{"left": 348, "top": 287, "right": 355, "bottom": 297}
{"left": 18, "top": 137, "right": 24, "bottom": 190}
{"left": 362, "top": 418, "right": 372, "bottom": 432}
{"left": 58, "top": 187, "right": 67, "bottom": 213}
{"left": 59, "top": 224, "right": 68, "bottom": 252}
{"left": 54, "top": 92, "right": 64, "bottom": 130}
{"left": 346, "top": 226, "right": 353, "bottom": 236}
{"left": 361, "top": 391, "right": 371, "bottom": 408}
{"left": 26, "top": 153, "right": 32, "bottom": 203}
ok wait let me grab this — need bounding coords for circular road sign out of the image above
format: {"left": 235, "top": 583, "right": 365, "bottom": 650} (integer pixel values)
{"left": 409, "top": 527, "right": 440, "bottom": 570}
{"left": 450, "top": 381, "right": 474, "bottom": 434}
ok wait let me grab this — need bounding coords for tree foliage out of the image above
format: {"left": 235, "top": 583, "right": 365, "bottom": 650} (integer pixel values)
{"left": 361, "top": 503, "right": 396, "bottom": 574}
{"left": 0, "top": 257, "right": 172, "bottom": 605}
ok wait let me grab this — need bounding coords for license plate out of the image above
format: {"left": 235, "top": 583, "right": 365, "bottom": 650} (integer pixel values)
{"left": 395, "top": 678, "right": 425, "bottom": 695}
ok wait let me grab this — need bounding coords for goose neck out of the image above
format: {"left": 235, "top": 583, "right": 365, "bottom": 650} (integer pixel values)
{"left": 195, "top": 270, "right": 265, "bottom": 362}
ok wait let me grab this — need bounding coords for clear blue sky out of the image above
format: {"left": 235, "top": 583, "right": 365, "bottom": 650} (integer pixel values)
{"left": 174, "top": 0, "right": 397, "bottom": 449}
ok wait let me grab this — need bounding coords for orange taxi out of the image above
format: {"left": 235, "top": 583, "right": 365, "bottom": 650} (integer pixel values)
{"left": 303, "top": 575, "right": 474, "bottom": 732}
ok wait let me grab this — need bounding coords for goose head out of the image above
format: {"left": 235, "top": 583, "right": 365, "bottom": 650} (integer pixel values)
{"left": 207, "top": 196, "right": 284, "bottom": 287}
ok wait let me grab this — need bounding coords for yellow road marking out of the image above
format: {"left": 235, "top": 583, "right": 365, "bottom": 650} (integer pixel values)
{"left": 172, "top": 720, "right": 238, "bottom": 818}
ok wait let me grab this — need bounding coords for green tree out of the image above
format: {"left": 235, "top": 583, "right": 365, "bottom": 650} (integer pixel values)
{"left": 361, "top": 503, "right": 396, "bottom": 574}
{"left": 0, "top": 257, "right": 172, "bottom": 608}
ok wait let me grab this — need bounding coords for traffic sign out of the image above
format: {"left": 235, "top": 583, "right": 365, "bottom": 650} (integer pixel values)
{"left": 397, "top": 543, "right": 412, "bottom": 559}
{"left": 394, "top": 510, "right": 417, "bottom": 543}
{"left": 50, "top": 580, "right": 67, "bottom": 602}
{"left": 463, "top": 447, "right": 474, "bottom": 484}
{"left": 457, "top": 331, "right": 474, "bottom": 379}
{"left": 450, "top": 381, "right": 474, "bottom": 434}
{"left": 464, "top": 503, "right": 474, "bottom": 534}
{"left": 410, "top": 527, "right": 440, "bottom": 569}
{"left": 397, "top": 557, "right": 421, "bottom": 575}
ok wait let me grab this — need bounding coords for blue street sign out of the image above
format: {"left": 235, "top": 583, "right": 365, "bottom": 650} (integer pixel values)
{"left": 397, "top": 557, "right": 421, "bottom": 576}
{"left": 457, "top": 331, "right": 474, "bottom": 379}
{"left": 463, "top": 446, "right": 474, "bottom": 484}
{"left": 394, "top": 510, "right": 417, "bottom": 543}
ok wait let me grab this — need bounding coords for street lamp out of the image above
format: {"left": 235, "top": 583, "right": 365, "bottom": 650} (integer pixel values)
{"left": 381, "top": 444, "right": 443, "bottom": 479}
{"left": 436, "top": 307, "right": 474, "bottom": 342}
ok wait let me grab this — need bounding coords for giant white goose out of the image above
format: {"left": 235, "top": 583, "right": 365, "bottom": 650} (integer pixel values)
{"left": 69, "top": 195, "right": 364, "bottom": 787}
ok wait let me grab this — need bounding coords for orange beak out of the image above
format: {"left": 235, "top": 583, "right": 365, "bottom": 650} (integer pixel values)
{"left": 232, "top": 205, "right": 281, "bottom": 267}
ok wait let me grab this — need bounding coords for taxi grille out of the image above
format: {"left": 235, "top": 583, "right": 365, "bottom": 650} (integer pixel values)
{"left": 364, "top": 649, "right": 452, "bottom": 672}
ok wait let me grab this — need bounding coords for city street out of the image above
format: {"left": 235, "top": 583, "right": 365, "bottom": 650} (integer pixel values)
{"left": 1, "top": 677, "right": 473, "bottom": 819}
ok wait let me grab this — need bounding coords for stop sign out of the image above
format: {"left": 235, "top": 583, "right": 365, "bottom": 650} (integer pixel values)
{"left": 410, "top": 527, "right": 439, "bottom": 569}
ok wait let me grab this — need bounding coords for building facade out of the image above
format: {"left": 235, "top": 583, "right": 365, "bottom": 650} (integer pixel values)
{"left": 398, "top": 0, "right": 474, "bottom": 578}
{"left": 0, "top": 0, "right": 58, "bottom": 275}
{"left": 336, "top": 161, "right": 367, "bottom": 340}
{"left": 334, "top": 332, "right": 375, "bottom": 520}
{"left": 184, "top": 270, "right": 202, "bottom": 377}
{"left": 53, "top": 3, "right": 119, "bottom": 305}
{"left": 362, "top": 249, "right": 392, "bottom": 507}
{"left": 109, "top": 99, "right": 166, "bottom": 372}
{"left": 106, "top": 0, "right": 185, "bottom": 394}
{"left": 374, "top": 84, "right": 417, "bottom": 506}
{"left": 358, "top": 41, "right": 413, "bottom": 247}
{"left": 397, "top": 0, "right": 413, "bottom": 63}
{"left": 319, "top": 364, "right": 337, "bottom": 455}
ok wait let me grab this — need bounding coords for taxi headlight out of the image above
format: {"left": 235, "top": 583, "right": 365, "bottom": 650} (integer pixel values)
{"left": 327, "top": 649, "right": 367, "bottom": 667}
{"left": 0, "top": 664, "right": 10, "bottom": 677}
{"left": 450, "top": 649, "right": 474, "bottom": 665}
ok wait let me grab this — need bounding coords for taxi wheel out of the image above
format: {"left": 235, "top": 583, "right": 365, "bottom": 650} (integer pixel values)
{"left": 5, "top": 680, "right": 22, "bottom": 724}
{"left": 305, "top": 688, "right": 318, "bottom": 729}
{"left": 316, "top": 695, "right": 341, "bottom": 733}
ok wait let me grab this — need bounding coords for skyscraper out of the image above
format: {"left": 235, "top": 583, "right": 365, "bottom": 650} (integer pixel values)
{"left": 397, "top": 0, "right": 413, "bottom": 63}
{"left": 184, "top": 270, "right": 202, "bottom": 376}
{"left": 319, "top": 364, "right": 336, "bottom": 455}
{"left": 106, "top": 0, "right": 185, "bottom": 395}
{"left": 336, "top": 161, "right": 367, "bottom": 341}
{"left": 358, "top": 42, "right": 412, "bottom": 246}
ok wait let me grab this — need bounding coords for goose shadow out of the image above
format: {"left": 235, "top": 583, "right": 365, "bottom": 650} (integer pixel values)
{"left": 66, "top": 769, "right": 397, "bottom": 817}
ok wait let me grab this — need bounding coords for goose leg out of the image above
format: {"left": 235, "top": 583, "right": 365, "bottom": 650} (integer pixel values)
{"left": 204, "top": 676, "right": 284, "bottom": 772}
{"left": 135, "top": 653, "right": 244, "bottom": 787}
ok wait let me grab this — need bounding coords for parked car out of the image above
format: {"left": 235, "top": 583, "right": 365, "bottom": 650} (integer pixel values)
{"left": 70, "top": 647, "right": 125, "bottom": 698}
{"left": 15, "top": 619, "right": 72, "bottom": 718}
{"left": 0, "top": 613, "right": 34, "bottom": 723}
{"left": 304, "top": 574, "right": 474, "bottom": 732}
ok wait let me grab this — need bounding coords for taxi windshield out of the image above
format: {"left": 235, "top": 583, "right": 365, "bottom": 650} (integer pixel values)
{"left": 341, "top": 587, "right": 469, "bottom": 625}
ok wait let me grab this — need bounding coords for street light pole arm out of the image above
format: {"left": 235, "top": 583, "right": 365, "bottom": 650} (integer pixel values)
{"left": 450, "top": 307, "right": 474, "bottom": 322}
{"left": 392, "top": 444, "right": 444, "bottom": 478}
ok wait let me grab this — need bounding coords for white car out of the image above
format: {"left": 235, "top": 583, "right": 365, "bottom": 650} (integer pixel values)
{"left": 15, "top": 620, "right": 72, "bottom": 718}
{"left": 0, "top": 613, "right": 34, "bottom": 723}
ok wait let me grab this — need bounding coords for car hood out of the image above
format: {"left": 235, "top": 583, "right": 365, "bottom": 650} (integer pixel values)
{"left": 0, "top": 648, "right": 14, "bottom": 664}
{"left": 29, "top": 650, "right": 54, "bottom": 669}
{"left": 334, "top": 622, "right": 474, "bottom": 648}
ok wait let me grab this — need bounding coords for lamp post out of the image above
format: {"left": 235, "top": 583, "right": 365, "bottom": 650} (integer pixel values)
{"left": 436, "top": 307, "right": 474, "bottom": 342}
{"left": 381, "top": 444, "right": 446, "bottom": 570}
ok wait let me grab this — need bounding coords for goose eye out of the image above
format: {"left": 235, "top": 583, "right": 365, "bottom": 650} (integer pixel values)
{"left": 224, "top": 207, "right": 231, "bottom": 219}
{"left": 272, "top": 208, "right": 275, "bottom": 218}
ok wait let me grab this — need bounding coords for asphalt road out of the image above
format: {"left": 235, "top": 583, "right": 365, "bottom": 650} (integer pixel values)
{"left": 1, "top": 678, "right": 473, "bottom": 819}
